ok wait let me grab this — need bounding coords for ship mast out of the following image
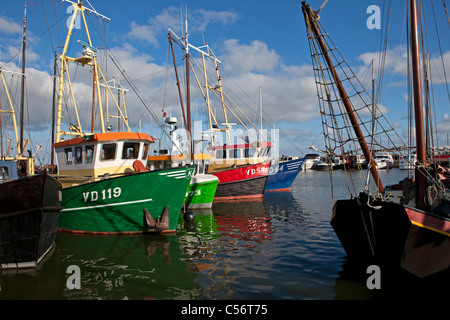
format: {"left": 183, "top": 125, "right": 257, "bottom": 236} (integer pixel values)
{"left": 19, "top": 3, "right": 27, "bottom": 157}
{"left": 0, "top": 70, "right": 22, "bottom": 158}
{"left": 409, "top": 0, "right": 426, "bottom": 210}
{"left": 168, "top": 33, "right": 187, "bottom": 130}
{"left": 301, "top": 2, "right": 384, "bottom": 193}
{"left": 185, "top": 14, "right": 192, "bottom": 139}
{"left": 55, "top": 0, "right": 129, "bottom": 143}
{"left": 169, "top": 23, "right": 267, "bottom": 148}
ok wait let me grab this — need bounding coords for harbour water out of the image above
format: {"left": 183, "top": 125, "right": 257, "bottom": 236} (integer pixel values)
{"left": 0, "top": 168, "right": 448, "bottom": 301}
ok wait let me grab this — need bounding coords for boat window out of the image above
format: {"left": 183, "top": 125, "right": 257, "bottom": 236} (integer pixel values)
{"left": 232, "top": 149, "right": 240, "bottom": 158}
{"left": 245, "top": 148, "right": 255, "bottom": 158}
{"left": 0, "top": 166, "right": 9, "bottom": 183}
{"left": 101, "top": 143, "right": 117, "bottom": 161}
{"left": 198, "top": 162, "right": 204, "bottom": 174}
{"left": 85, "top": 145, "right": 94, "bottom": 163}
{"left": 141, "top": 143, "right": 149, "bottom": 160}
{"left": 152, "top": 161, "right": 163, "bottom": 169}
{"left": 74, "top": 147, "right": 82, "bottom": 164}
{"left": 216, "top": 149, "right": 226, "bottom": 159}
{"left": 65, "top": 148, "right": 73, "bottom": 164}
{"left": 122, "top": 142, "right": 140, "bottom": 159}
{"left": 257, "top": 148, "right": 265, "bottom": 157}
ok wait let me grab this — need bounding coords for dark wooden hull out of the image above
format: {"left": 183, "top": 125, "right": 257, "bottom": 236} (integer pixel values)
{"left": 214, "top": 175, "right": 268, "bottom": 200}
{"left": 0, "top": 173, "right": 62, "bottom": 269}
{"left": 331, "top": 196, "right": 450, "bottom": 278}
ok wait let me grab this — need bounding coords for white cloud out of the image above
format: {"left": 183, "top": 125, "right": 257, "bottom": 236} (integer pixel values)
{"left": 436, "top": 113, "right": 450, "bottom": 140}
{"left": 429, "top": 51, "right": 450, "bottom": 85}
{"left": 185, "top": 39, "right": 318, "bottom": 126}
{"left": 220, "top": 39, "right": 281, "bottom": 74}
{"left": 0, "top": 15, "right": 22, "bottom": 35}
{"left": 127, "top": 7, "right": 180, "bottom": 46}
{"left": 192, "top": 9, "right": 240, "bottom": 33}
{"left": 127, "top": 22, "right": 158, "bottom": 46}
{"left": 359, "top": 46, "right": 450, "bottom": 88}
{"left": 126, "top": 7, "right": 240, "bottom": 47}
{"left": 5, "top": 45, "right": 40, "bottom": 63}
{"left": 358, "top": 44, "right": 408, "bottom": 77}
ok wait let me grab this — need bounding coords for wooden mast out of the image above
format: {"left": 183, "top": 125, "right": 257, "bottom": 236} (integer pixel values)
{"left": 20, "top": 3, "right": 27, "bottom": 157}
{"left": 301, "top": 2, "right": 384, "bottom": 193}
{"left": 185, "top": 17, "right": 192, "bottom": 155}
{"left": 168, "top": 33, "right": 187, "bottom": 130}
{"left": 409, "top": 0, "right": 426, "bottom": 210}
{"left": 51, "top": 51, "right": 57, "bottom": 168}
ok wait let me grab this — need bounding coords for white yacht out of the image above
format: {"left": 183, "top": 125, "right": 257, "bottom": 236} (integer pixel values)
{"left": 373, "top": 152, "right": 394, "bottom": 169}
{"left": 303, "top": 153, "right": 321, "bottom": 171}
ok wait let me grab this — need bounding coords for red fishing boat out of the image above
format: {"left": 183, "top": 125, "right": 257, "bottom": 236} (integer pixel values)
{"left": 208, "top": 142, "right": 271, "bottom": 200}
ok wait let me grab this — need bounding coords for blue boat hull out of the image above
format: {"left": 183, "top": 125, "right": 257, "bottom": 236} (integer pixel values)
{"left": 265, "top": 158, "right": 305, "bottom": 191}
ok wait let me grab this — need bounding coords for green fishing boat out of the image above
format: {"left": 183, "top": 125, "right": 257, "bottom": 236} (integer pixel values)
{"left": 57, "top": 152, "right": 193, "bottom": 233}
{"left": 53, "top": 1, "right": 192, "bottom": 234}
{"left": 184, "top": 173, "right": 219, "bottom": 209}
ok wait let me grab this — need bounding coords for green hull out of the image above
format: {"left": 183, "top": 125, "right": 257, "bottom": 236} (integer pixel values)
{"left": 59, "top": 166, "right": 194, "bottom": 234}
{"left": 183, "top": 174, "right": 219, "bottom": 210}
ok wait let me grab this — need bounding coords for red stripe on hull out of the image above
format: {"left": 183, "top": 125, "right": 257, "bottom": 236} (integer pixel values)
{"left": 265, "top": 187, "right": 291, "bottom": 192}
{"left": 214, "top": 194, "right": 264, "bottom": 201}
{"left": 405, "top": 207, "right": 450, "bottom": 235}
{"left": 212, "top": 161, "right": 270, "bottom": 183}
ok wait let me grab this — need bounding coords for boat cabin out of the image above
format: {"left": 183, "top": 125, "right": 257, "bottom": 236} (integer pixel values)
{"left": 147, "top": 153, "right": 211, "bottom": 176}
{"left": 207, "top": 141, "right": 273, "bottom": 172}
{"left": 53, "top": 132, "right": 154, "bottom": 188}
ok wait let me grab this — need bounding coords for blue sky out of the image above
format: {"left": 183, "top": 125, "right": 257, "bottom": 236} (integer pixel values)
{"left": 0, "top": 0, "right": 449, "bottom": 164}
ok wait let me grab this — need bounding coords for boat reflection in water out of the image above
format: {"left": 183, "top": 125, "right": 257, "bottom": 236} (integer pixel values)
{"left": 212, "top": 200, "right": 272, "bottom": 243}
{"left": 177, "top": 199, "right": 271, "bottom": 299}
{"left": 55, "top": 233, "right": 200, "bottom": 300}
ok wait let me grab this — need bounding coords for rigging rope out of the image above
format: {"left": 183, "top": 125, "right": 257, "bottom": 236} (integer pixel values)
{"left": 303, "top": 5, "right": 408, "bottom": 200}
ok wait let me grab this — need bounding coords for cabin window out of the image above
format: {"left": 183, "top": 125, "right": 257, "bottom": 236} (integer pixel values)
{"left": 65, "top": 148, "right": 73, "bottom": 164}
{"left": 233, "top": 149, "right": 241, "bottom": 158}
{"left": 244, "top": 148, "right": 255, "bottom": 158}
{"left": 85, "top": 145, "right": 94, "bottom": 163}
{"left": 74, "top": 147, "right": 82, "bottom": 164}
{"left": 0, "top": 166, "right": 9, "bottom": 183}
{"left": 198, "top": 162, "right": 204, "bottom": 174}
{"left": 101, "top": 143, "right": 117, "bottom": 161}
{"left": 141, "top": 143, "right": 149, "bottom": 160}
{"left": 154, "top": 161, "right": 163, "bottom": 169}
{"left": 216, "top": 149, "right": 226, "bottom": 159}
{"left": 122, "top": 142, "right": 140, "bottom": 159}
{"left": 260, "top": 147, "right": 270, "bottom": 157}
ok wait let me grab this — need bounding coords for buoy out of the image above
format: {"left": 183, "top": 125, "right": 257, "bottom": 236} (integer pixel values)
{"left": 184, "top": 211, "right": 196, "bottom": 222}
